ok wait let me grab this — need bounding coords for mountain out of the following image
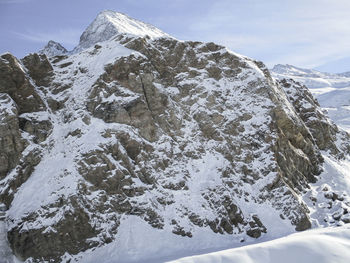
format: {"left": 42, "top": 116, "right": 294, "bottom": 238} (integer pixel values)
{"left": 74, "top": 10, "right": 170, "bottom": 52}
{"left": 339, "top": 71, "right": 350, "bottom": 77}
{"left": 39, "top": 40, "right": 68, "bottom": 57}
{"left": 0, "top": 10, "right": 350, "bottom": 263}
{"left": 271, "top": 64, "right": 350, "bottom": 132}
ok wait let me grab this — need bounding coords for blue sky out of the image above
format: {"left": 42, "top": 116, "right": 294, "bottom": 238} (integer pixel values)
{"left": 1, "top": 0, "right": 350, "bottom": 72}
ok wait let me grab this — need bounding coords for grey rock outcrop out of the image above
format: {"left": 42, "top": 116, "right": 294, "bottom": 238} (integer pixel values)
{"left": 278, "top": 78, "right": 350, "bottom": 156}
{"left": 0, "top": 94, "right": 24, "bottom": 180}
{"left": 0, "top": 52, "right": 51, "bottom": 211}
{"left": 22, "top": 53, "right": 53, "bottom": 87}
{"left": 0, "top": 53, "right": 46, "bottom": 114}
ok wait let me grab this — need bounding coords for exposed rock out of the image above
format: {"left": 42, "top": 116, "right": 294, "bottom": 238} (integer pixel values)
{"left": 278, "top": 78, "right": 348, "bottom": 156}
{"left": 0, "top": 53, "right": 46, "bottom": 114}
{"left": 0, "top": 148, "right": 42, "bottom": 207}
{"left": 0, "top": 94, "right": 24, "bottom": 179}
{"left": 18, "top": 114, "right": 52, "bottom": 143}
{"left": 22, "top": 53, "right": 53, "bottom": 87}
{"left": 8, "top": 198, "right": 98, "bottom": 261}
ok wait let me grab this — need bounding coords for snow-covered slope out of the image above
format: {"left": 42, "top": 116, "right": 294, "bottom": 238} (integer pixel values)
{"left": 271, "top": 64, "right": 350, "bottom": 132}
{"left": 74, "top": 10, "right": 170, "bottom": 52}
{"left": 170, "top": 225, "right": 350, "bottom": 263}
{"left": 0, "top": 11, "right": 350, "bottom": 263}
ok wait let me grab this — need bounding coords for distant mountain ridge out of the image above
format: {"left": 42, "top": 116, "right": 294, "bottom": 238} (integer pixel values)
{"left": 272, "top": 64, "right": 350, "bottom": 79}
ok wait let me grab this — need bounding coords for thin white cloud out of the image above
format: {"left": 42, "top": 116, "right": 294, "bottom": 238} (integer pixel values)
{"left": 0, "top": 0, "right": 33, "bottom": 4}
{"left": 186, "top": 0, "right": 350, "bottom": 68}
{"left": 13, "top": 28, "right": 81, "bottom": 48}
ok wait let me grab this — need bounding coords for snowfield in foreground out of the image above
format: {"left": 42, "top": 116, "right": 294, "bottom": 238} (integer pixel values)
{"left": 169, "top": 225, "right": 350, "bottom": 263}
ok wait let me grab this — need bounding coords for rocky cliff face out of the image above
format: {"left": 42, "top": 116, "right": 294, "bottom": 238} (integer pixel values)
{"left": 1, "top": 11, "right": 350, "bottom": 263}
{"left": 271, "top": 64, "right": 350, "bottom": 133}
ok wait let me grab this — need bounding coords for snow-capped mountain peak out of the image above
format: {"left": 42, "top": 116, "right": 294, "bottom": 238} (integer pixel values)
{"left": 74, "top": 10, "right": 171, "bottom": 52}
{"left": 39, "top": 40, "right": 68, "bottom": 57}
